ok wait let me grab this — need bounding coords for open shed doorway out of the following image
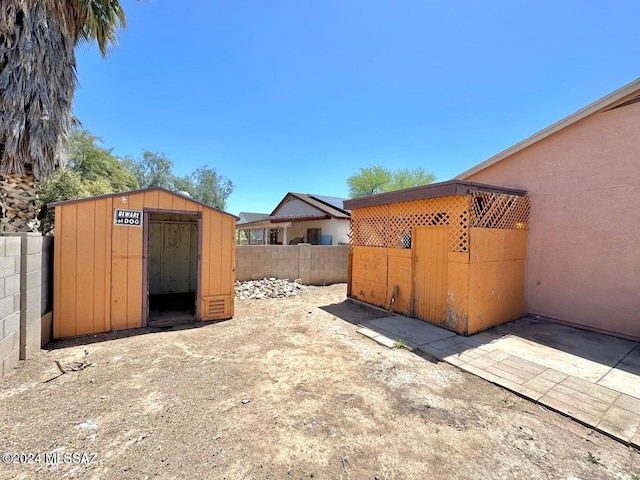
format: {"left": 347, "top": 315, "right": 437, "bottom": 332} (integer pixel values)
{"left": 145, "top": 211, "right": 200, "bottom": 326}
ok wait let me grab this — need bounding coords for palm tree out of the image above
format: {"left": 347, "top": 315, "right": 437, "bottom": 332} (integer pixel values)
{"left": 0, "top": 0, "right": 126, "bottom": 232}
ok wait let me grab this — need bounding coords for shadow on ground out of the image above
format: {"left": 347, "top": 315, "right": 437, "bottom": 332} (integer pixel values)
{"left": 491, "top": 316, "right": 640, "bottom": 376}
{"left": 319, "top": 299, "right": 389, "bottom": 326}
{"left": 44, "top": 318, "right": 231, "bottom": 351}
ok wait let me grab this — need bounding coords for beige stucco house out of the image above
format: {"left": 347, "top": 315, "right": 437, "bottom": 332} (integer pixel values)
{"left": 456, "top": 78, "right": 640, "bottom": 340}
{"left": 237, "top": 193, "right": 350, "bottom": 246}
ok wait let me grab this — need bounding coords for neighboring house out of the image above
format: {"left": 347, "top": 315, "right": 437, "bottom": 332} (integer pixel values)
{"left": 237, "top": 193, "right": 351, "bottom": 245}
{"left": 455, "top": 78, "right": 640, "bottom": 340}
{"left": 237, "top": 212, "right": 270, "bottom": 244}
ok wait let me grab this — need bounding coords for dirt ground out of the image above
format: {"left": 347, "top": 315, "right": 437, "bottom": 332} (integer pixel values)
{"left": 1, "top": 284, "right": 638, "bottom": 480}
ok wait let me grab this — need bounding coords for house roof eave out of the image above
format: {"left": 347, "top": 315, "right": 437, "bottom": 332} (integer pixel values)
{"left": 455, "top": 77, "right": 640, "bottom": 180}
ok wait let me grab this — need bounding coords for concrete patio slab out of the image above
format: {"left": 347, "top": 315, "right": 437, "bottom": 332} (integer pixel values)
{"left": 490, "top": 317, "right": 637, "bottom": 382}
{"left": 614, "top": 394, "right": 640, "bottom": 413}
{"left": 491, "top": 317, "right": 638, "bottom": 365}
{"left": 356, "top": 327, "right": 398, "bottom": 348}
{"left": 358, "top": 314, "right": 640, "bottom": 447}
{"left": 486, "top": 335, "right": 615, "bottom": 383}
{"left": 366, "top": 316, "right": 457, "bottom": 346}
{"left": 598, "top": 345, "right": 640, "bottom": 397}
{"left": 597, "top": 406, "right": 640, "bottom": 443}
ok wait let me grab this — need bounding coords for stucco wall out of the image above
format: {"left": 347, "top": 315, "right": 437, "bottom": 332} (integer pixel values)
{"left": 464, "top": 101, "right": 640, "bottom": 339}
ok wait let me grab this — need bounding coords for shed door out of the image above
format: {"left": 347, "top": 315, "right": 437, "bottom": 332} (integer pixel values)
{"left": 148, "top": 221, "right": 198, "bottom": 294}
{"left": 413, "top": 226, "right": 448, "bottom": 326}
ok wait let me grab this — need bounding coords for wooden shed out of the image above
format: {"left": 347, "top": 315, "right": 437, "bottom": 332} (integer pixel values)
{"left": 344, "top": 180, "right": 530, "bottom": 336}
{"left": 50, "top": 188, "right": 236, "bottom": 339}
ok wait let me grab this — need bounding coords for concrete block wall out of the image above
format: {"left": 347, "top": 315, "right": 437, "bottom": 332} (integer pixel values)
{"left": 236, "top": 245, "right": 300, "bottom": 281}
{"left": 21, "top": 234, "right": 43, "bottom": 358}
{"left": 0, "top": 233, "right": 45, "bottom": 377}
{"left": 236, "top": 244, "right": 349, "bottom": 285}
{"left": 309, "top": 246, "right": 349, "bottom": 285}
{"left": 0, "top": 236, "right": 22, "bottom": 377}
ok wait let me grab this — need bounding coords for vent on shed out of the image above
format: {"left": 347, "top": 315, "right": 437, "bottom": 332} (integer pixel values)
{"left": 208, "top": 299, "right": 225, "bottom": 316}
{"left": 202, "top": 296, "right": 231, "bottom": 320}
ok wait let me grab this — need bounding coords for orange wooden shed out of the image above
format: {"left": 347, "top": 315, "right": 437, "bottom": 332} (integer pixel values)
{"left": 344, "top": 180, "right": 530, "bottom": 336}
{"left": 50, "top": 188, "right": 236, "bottom": 339}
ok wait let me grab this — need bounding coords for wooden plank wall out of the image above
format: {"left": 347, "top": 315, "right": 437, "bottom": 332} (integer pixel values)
{"left": 350, "top": 246, "right": 389, "bottom": 309}
{"left": 412, "top": 226, "right": 449, "bottom": 326}
{"left": 53, "top": 190, "right": 235, "bottom": 338}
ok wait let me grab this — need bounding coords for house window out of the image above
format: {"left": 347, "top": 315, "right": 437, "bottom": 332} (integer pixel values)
{"left": 307, "top": 228, "right": 321, "bottom": 245}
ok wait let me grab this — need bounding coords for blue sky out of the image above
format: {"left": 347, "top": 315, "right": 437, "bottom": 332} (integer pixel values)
{"left": 73, "top": 0, "right": 640, "bottom": 216}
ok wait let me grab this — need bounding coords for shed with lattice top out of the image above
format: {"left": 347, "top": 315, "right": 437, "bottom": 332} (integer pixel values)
{"left": 343, "top": 180, "right": 530, "bottom": 335}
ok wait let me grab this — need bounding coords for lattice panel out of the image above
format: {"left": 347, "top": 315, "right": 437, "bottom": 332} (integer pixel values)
{"left": 469, "top": 192, "right": 530, "bottom": 229}
{"left": 388, "top": 196, "right": 469, "bottom": 252}
{"left": 350, "top": 196, "right": 470, "bottom": 252}
{"left": 350, "top": 205, "right": 389, "bottom": 248}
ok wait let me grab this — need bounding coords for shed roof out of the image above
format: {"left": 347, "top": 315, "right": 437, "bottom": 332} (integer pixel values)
{"left": 455, "top": 77, "right": 640, "bottom": 180}
{"left": 343, "top": 180, "right": 526, "bottom": 210}
{"left": 47, "top": 187, "right": 239, "bottom": 219}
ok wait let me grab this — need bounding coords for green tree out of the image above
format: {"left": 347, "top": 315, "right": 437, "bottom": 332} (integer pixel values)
{"left": 37, "top": 170, "right": 89, "bottom": 233}
{"left": 123, "top": 151, "right": 175, "bottom": 189}
{"left": 387, "top": 167, "right": 437, "bottom": 191}
{"left": 347, "top": 166, "right": 437, "bottom": 198}
{"left": 0, "top": 0, "right": 126, "bottom": 233}
{"left": 183, "top": 166, "right": 234, "bottom": 210}
{"left": 127, "top": 152, "right": 234, "bottom": 210}
{"left": 346, "top": 166, "right": 392, "bottom": 198}
{"left": 69, "top": 129, "right": 138, "bottom": 192}
{"left": 38, "top": 128, "right": 139, "bottom": 233}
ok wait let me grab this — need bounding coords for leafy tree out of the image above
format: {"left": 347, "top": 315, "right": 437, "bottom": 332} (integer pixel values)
{"left": 387, "top": 167, "right": 437, "bottom": 191}
{"left": 123, "top": 151, "right": 174, "bottom": 189}
{"left": 0, "top": 0, "right": 126, "bottom": 232}
{"left": 347, "top": 166, "right": 436, "bottom": 198}
{"left": 69, "top": 129, "right": 138, "bottom": 192}
{"left": 347, "top": 166, "right": 392, "bottom": 198}
{"left": 126, "top": 153, "right": 234, "bottom": 210}
{"left": 178, "top": 166, "right": 234, "bottom": 210}
{"left": 38, "top": 129, "right": 138, "bottom": 233}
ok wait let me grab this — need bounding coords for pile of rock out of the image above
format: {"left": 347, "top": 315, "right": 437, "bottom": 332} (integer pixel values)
{"left": 235, "top": 278, "right": 307, "bottom": 300}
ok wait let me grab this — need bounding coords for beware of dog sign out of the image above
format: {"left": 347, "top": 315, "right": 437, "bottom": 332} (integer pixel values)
{"left": 114, "top": 209, "right": 143, "bottom": 226}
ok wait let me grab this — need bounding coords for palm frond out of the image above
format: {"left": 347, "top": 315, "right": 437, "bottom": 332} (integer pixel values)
{"left": 74, "top": 0, "right": 127, "bottom": 57}
{"left": 0, "top": 0, "right": 125, "bottom": 180}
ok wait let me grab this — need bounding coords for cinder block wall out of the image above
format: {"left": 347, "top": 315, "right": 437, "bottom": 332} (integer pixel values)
{"left": 0, "top": 233, "right": 45, "bottom": 377}
{"left": 0, "top": 236, "right": 22, "bottom": 376}
{"left": 236, "top": 245, "right": 348, "bottom": 285}
{"left": 309, "top": 246, "right": 349, "bottom": 285}
{"left": 15, "top": 233, "right": 42, "bottom": 359}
